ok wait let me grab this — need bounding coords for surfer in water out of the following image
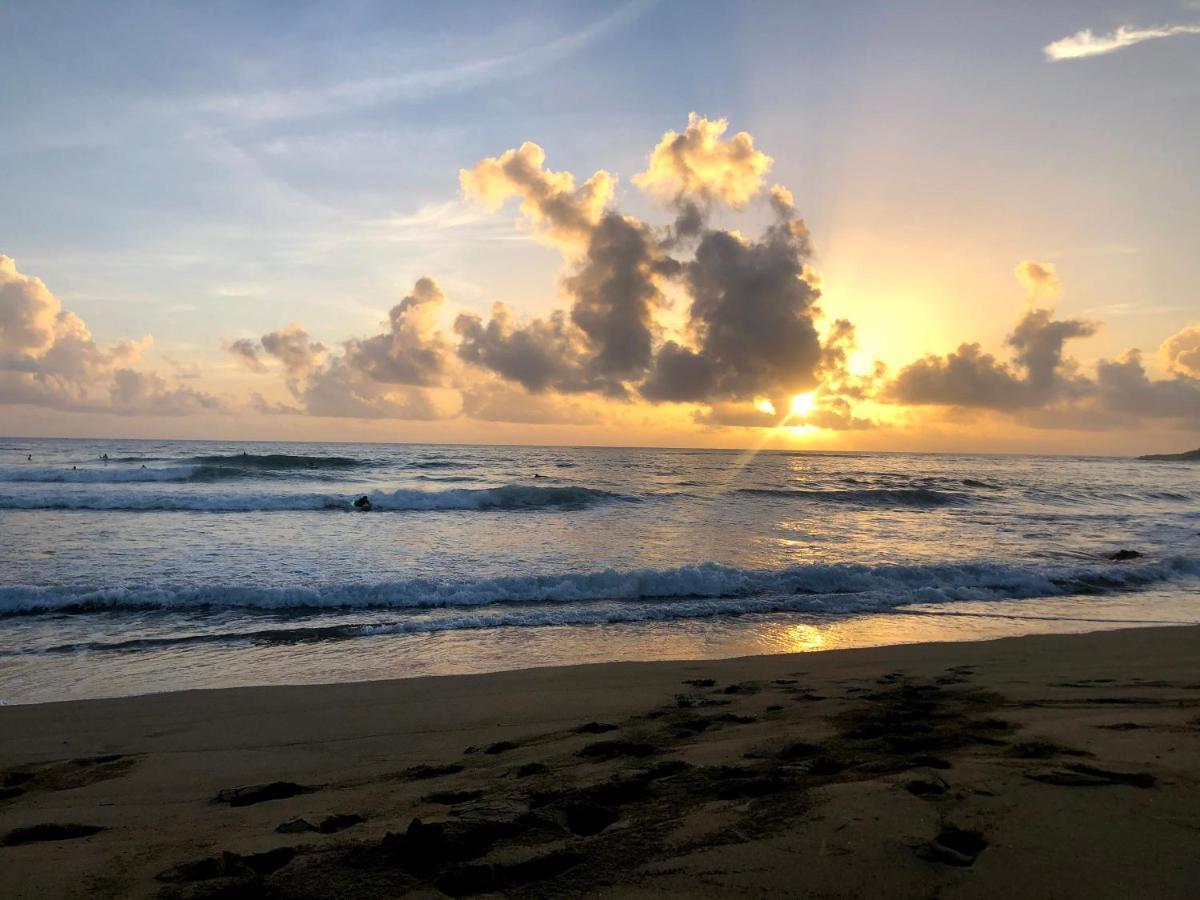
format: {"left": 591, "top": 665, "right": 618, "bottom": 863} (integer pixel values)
{"left": 353, "top": 495, "right": 373, "bottom": 511}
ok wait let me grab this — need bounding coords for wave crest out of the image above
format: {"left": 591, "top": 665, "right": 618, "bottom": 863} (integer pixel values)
{"left": 189, "top": 453, "right": 365, "bottom": 469}
{"left": 0, "top": 483, "right": 626, "bottom": 512}
{"left": 734, "top": 487, "right": 966, "bottom": 507}
{"left": 4, "top": 556, "right": 1196, "bottom": 617}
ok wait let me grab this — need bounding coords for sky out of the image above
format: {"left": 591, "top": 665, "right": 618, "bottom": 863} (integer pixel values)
{"left": 1, "top": 0, "right": 1198, "bottom": 452}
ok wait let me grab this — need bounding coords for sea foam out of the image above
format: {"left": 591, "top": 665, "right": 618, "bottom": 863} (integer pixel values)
{"left": 3, "top": 556, "right": 1196, "bottom": 617}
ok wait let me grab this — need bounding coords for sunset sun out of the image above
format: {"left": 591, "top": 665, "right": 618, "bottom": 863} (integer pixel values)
{"left": 789, "top": 392, "right": 817, "bottom": 417}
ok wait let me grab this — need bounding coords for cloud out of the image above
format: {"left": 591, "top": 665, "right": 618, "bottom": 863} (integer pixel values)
{"left": 0, "top": 254, "right": 221, "bottom": 415}
{"left": 887, "top": 307, "right": 1096, "bottom": 410}
{"left": 224, "top": 337, "right": 267, "bottom": 373}
{"left": 885, "top": 269, "right": 1200, "bottom": 429}
{"left": 1013, "top": 260, "right": 1060, "bottom": 301}
{"left": 196, "top": 0, "right": 657, "bottom": 123}
{"left": 456, "top": 121, "right": 869, "bottom": 429}
{"left": 459, "top": 139, "right": 677, "bottom": 397}
{"left": 634, "top": 113, "right": 773, "bottom": 208}
{"left": 260, "top": 323, "right": 328, "bottom": 383}
{"left": 694, "top": 402, "right": 780, "bottom": 429}
{"left": 455, "top": 303, "right": 596, "bottom": 394}
{"left": 460, "top": 141, "right": 614, "bottom": 249}
{"left": 640, "top": 187, "right": 824, "bottom": 409}
{"left": 1092, "top": 351, "right": 1200, "bottom": 426}
{"left": 1160, "top": 324, "right": 1200, "bottom": 378}
{"left": 1044, "top": 23, "right": 1200, "bottom": 61}
{"left": 0, "top": 255, "right": 73, "bottom": 355}
{"left": 340, "top": 277, "right": 448, "bottom": 386}
{"left": 299, "top": 359, "right": 449, "bottom": 420}
{"left": 108, "top": 369, "right": 222, "bottom": 415}
{"left": 240, "top": 278, "right": 456, "bottom": 420}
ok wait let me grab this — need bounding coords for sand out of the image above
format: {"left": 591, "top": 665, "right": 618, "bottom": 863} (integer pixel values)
{"left": 1, "top": 625, "right": 1199, "bottom": 898}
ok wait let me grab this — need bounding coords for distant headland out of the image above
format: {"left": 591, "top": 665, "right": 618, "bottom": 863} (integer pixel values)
{"left": 1138, "top": 448, "right": 1200, "bottom": 461}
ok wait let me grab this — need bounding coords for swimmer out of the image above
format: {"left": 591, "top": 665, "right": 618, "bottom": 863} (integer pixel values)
{"left": 353, "top": 495, "right": 373, "bottom": 511}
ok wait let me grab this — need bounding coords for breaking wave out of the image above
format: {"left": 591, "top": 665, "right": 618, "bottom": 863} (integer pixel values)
{"left": 734, "top": 487, "right": 967, "bottom": 507}
{"left": 0, "top": 483, "right": 627, "bottom": 512}
{"left": 189, "top": 453, "right": 366, "bottom": 469}
{"left": 3, "top": 556, "right": 1196, "bottom": 618}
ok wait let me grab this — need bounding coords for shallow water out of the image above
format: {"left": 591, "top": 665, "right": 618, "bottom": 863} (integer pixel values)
{"left": 1, "top": 438, "right": 1197, "bottom": 704}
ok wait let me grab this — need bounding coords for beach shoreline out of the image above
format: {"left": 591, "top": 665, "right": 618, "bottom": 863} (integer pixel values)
{"left": 2, "top": 625, "right": 1199, "bottom": 897}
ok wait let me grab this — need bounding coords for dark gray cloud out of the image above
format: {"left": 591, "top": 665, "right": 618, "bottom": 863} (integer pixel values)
{"left": 241, "top": 278, "right": 455, "bottom": 420}
{"left": 887, "top": 306, "right": 1096, "bottom": 410}
{"left": 887, "top": 295, "right": 1200, "bottom": 430}
{"left": 459, "top": 142, "right": 677, "bottom": 398}
{"left": 340, "top": 277, "right": 448, "bottom": 386}
{"left": 1093, "top": 351, "right": 1200, "bottom": 426}
{"left": 641, "top": 188, "right": 824, "bottom": 408}
{"left": 454, "top": 303, "right": 597, "bottom": 394}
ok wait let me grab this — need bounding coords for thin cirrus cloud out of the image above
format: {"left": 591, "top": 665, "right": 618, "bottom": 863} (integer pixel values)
{"left": 1044, "top": 23, "right": 1200, "bottom": 61}
{"left": 198, "top": 0, "right": 658, "bottom": 123}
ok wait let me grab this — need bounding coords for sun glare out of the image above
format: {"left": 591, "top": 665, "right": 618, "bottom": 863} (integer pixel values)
{"left": 789, "top": 392, "right": 817, "bottom": 416}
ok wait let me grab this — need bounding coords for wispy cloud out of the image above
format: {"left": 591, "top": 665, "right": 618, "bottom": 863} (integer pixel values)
{"left": 1044, "top": 23, "right": 1200, "bottom": 61}
{"left": 200, "top": 0, "right": 657, "bottom": 122}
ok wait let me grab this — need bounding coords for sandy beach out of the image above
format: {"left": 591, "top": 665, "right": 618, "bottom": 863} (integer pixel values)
{"left": 2, "top": 625, "right": 1199, "bottom": 898}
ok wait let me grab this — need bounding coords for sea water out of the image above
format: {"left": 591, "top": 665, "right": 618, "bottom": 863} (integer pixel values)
{"left": 1, "top": 438, "right": 1197, "bottom": 703}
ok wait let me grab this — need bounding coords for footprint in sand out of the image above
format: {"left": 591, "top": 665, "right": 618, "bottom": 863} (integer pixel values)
{"left": 1, "top": 754, "right": 137, "bottom": 802}
{"left": 3, "top": 823, "right": 105, "bottom": 846}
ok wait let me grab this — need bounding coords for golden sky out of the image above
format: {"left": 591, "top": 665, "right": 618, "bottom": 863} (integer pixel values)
{"left": 2, "top": 3, "right": 1198, "bottom": 453}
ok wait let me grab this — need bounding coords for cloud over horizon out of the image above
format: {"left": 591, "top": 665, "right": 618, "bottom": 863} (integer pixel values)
{"left": 885, "top": 262, "right": 1200, "bottom": 429}
{"left": 5, "top": 118, "right": 1198, "bottom": 443}
{"left": 1, "top": 255, "right": 221, "bottom": 415}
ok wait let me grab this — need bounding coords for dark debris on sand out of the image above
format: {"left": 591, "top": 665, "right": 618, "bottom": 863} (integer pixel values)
{"left": 213, "top": 781, "right": 312, "bottom": 807}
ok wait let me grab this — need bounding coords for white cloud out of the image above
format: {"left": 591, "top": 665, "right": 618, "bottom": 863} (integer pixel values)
{"left": 1, "top": 254, "right": 222, "bottom": 415}
{"left": 1045, "top": 23, "right": 1200, "bottom": 61}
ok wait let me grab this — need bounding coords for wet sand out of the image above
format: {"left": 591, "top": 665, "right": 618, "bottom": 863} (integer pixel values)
{"left": 2, "top": 625, "right": 1199, "bottom": 898}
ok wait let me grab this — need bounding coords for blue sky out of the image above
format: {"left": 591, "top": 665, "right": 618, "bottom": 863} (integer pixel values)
{"left": 1, "top": 0, "right": 1198, "bottom": 448}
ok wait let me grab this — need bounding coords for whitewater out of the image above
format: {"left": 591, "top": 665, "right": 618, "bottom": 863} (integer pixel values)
{"left": 1, "top": 437, "right": 1197, "bottom": 703}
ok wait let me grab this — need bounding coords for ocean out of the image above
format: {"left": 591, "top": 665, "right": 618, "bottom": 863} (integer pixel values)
{"left": 1, "top": 437, "right": 1197, "bottom": 704}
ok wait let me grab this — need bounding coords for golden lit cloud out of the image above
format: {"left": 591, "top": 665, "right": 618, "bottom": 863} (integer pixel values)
{"left": 0, "top": 254, "right": 220, "bottom": 414}
{"left": 634, "top": 113, "right": 773, "bottom": 208}
{"left": 1160, "top": 324, "right": 1200, "bottom": 378}
{"left": 1013, "top": 260, "right": 1061, "bottom": 301}
{"left": 459, "top": 142, "right": 614, "bottom": 250}
{"left": 1045, "top": 23, "right": 1200, "bottom": 61}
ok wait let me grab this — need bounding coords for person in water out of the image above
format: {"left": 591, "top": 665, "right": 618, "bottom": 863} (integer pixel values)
{"left": 353, "top": 495, "right": 373, "bottom": 511}
{"left": 27, "top": 454, "right": 31, "bottom": 461}
{"left": 102, "top": 453, "right": 109, "bottom": 461}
